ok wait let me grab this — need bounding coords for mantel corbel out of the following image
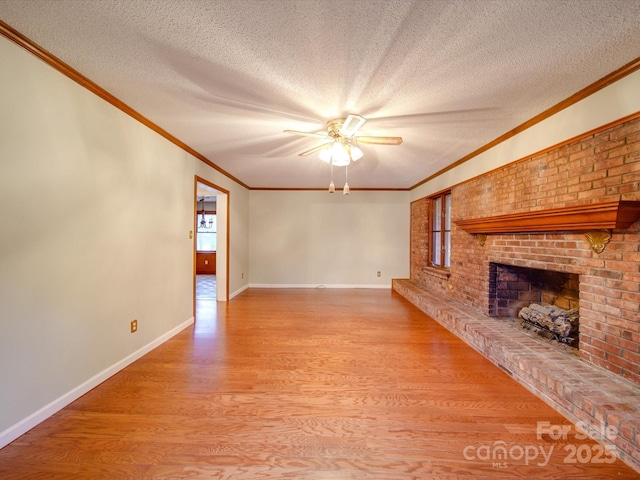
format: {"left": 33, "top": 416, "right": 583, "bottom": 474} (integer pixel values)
{"left": 584, "top": 230, "right": 612, "bottom": 254}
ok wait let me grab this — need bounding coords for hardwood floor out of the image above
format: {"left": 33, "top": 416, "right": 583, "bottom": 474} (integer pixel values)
{"left": 1, "top": 288, "right": 638, "bottom": 479}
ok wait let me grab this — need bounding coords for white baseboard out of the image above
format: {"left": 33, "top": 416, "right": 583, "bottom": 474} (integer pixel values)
{"left": 229, "top": 283, "right": 249, "bottom": 299}
{"left": 0, "top": 316, "right": 194, "bottom": 449}
{"left": 223, "top": 283, "right": 389, "bottom": 299}
{"left": 249, "top": 283, "right": 391, "bottom": 289}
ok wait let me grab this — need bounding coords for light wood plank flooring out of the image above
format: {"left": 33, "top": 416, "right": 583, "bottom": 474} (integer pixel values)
{"left": 1, "top": 288, "right": 638, "bottom": 479}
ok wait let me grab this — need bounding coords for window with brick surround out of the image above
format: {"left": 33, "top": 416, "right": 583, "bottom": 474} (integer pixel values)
{"left": 429, "top": 191, "right": 451, "bottom": 268}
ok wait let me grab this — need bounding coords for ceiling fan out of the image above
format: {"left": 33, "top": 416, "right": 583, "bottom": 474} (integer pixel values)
{"left": 283, "top": 114, "right": 403, "bottom": 166}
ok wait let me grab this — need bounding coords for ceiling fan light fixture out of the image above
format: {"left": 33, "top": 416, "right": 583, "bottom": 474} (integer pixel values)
{"left": 331, "top": 142, "right": 350, "bottom": 166}
{"left": 350, "top": 145, "right": 363, "bottom": 161}
{"left": 285, "top": 113, "right": 404, "bottom": 193}
{"left": 319, "top": 146, "right": 332, "bottom": 163}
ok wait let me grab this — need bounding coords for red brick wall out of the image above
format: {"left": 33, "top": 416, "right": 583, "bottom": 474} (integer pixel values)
{"left": 410, "top": 114, "right": 640, "bottom": 384}
{"left": 410, "top": 198, "right": 430, "bottom": 286}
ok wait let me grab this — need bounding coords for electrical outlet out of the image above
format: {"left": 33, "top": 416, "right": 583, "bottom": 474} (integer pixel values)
{"left": 242, "top": 272, "right": 244, "bottom": 279}
{"left": 130, "top": 319, "right": 138, "bottom": 333}
{"left": 377, "top": 271, "right": 381, "bottom": 277}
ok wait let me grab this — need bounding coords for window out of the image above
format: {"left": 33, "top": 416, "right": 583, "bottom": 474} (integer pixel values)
{"left": 196, "top": 213, "right": 217, "bottom": 252}
{"left": 430, "top": 191, "right": 451, "bottom": 268}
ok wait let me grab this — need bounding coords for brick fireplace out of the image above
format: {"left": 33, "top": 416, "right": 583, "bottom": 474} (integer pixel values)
{"left": 409, "top": 114, "right": 640, "bottom": 383}
{"left": 396, "top": 113, "right": 640, "bottom": 471}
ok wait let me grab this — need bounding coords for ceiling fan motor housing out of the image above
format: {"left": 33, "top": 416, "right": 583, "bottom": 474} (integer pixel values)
{"left": 327, "top": 118, "right": 346, "bottom": 139}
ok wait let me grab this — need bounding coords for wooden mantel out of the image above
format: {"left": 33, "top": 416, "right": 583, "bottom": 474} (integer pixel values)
{"left": 454, "top": 200, "right": 640, "bottom": 234}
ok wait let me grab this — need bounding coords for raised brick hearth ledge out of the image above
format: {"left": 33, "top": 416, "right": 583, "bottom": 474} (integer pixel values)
{"left": 393, "top": 278, "right": 640, "bottom": 472}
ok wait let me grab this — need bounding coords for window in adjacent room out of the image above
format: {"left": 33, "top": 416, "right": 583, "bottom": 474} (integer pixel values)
{"left": 196, "top": 213, "right": 217, "bottom": 251}
{"left": 430, "top": 191, "right": 451, "bottom": 268}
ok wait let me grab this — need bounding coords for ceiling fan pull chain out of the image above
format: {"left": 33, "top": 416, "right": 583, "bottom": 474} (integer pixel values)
{"left": 329, "top": 158, "right": 335, "bottom": 193}
{"left": 343, "top": 165, "right": 350, "bottom": 195}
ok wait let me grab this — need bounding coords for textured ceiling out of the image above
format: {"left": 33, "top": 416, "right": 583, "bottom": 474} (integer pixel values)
{"left": 1, "top": 0, "right": 640, "bottom": 189}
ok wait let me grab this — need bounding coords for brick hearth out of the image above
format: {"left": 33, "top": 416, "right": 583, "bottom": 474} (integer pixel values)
{"left": 393, "top": 278, "right": 640, "bottom": 473}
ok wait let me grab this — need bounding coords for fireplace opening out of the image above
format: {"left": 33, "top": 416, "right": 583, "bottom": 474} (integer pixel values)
{"left": 489, "top": 263, "right": 579, "bottom": 349}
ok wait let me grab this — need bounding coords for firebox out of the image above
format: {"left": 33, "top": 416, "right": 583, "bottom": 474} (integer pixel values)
{"left": 488, "top": 263, "right": 580, "bottom": 348}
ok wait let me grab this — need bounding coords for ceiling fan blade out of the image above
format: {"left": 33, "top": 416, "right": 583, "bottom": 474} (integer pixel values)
{"left": 284, "top": 129, "right": 329, "bottom": 139}
{"left": 355, "top": 135, "right": 403, "bottom": 145}
{"left": 298, "top": 141, "right": 333, "bottom": 156}
{"left": 339, "top": 114, "right": 366, "bottom": 138}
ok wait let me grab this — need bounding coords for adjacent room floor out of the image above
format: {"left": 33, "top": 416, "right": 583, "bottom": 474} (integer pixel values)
{"left": 0, "top": 288, "right": 638, "bottom": 479}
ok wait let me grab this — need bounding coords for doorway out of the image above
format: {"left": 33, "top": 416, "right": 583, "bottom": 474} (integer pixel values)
{"left": 194, "top": 178, "right": 229, "bottom": 316}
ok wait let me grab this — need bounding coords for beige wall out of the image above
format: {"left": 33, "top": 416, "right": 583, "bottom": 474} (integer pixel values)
{"left": 249, "top": 190, "right": 410, "bottom": 287}
{"left": 0, "top": 35, "right": 249, "bottom": 444}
